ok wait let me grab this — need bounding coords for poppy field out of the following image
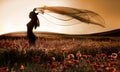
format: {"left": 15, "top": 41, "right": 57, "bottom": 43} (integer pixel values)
{"left": 0, "top": 36, "right": 120, "bottom": 72}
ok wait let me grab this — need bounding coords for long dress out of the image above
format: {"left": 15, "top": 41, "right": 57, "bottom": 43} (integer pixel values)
{"left": 27, "top": 11, "right": 39, "bottom": 46}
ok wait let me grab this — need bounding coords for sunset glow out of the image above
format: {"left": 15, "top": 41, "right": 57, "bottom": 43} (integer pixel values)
{"left": 0, "top": 0, "right": 120, "bottom": 35}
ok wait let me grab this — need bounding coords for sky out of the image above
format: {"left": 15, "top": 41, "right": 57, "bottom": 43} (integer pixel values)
{"left": 0, "top": 0, "right": 120, "bottom": 35}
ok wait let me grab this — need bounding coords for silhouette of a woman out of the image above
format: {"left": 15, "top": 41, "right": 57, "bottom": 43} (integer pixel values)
{"left": 27, "top": 8, "right": 39, "bottom": 46}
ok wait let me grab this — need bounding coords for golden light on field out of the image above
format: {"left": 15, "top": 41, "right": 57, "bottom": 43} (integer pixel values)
{"left": 0, "top": 0, "right": 120, "bottom": 35}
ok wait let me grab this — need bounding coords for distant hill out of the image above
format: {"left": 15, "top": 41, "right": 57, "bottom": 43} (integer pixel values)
{"left": 0, "top": 29, "right": 120, "bottom": 39}
{"left": 89, "top": 29, "right": 120, "bottom": 36}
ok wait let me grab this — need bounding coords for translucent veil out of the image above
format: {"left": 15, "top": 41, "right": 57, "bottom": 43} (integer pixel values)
{"left": 36, "top": 6, "right": 105, "bottom": 27}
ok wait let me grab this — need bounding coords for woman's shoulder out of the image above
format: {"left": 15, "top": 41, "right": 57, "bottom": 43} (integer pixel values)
{"left": 29, "top": 11, "right": 37, "bottom": 18}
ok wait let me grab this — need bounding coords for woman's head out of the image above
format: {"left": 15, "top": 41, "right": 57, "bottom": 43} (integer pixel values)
{"left": 33, "top": 8, "right": 36, "bottom": 12}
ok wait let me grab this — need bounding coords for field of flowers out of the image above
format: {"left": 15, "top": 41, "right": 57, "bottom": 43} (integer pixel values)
{"left": 0, "top": 36, "right": 120, "bottom": 72}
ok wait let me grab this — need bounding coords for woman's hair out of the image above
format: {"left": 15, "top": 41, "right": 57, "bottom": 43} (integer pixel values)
{"left": 33, "top": 8, "right": 36, "bottom": 12}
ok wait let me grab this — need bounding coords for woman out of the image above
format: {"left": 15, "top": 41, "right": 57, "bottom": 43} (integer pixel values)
{"left": 27, "top": 8, "right": 39, "bottom": 46}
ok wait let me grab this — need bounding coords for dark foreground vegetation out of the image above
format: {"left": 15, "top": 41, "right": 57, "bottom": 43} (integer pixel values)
{"left": 0, "top": 35, "right": 120, "bottom": 72}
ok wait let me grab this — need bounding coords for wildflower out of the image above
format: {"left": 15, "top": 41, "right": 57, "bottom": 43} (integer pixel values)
{"left": 118, "top": 51, "right": 120, "bottom": 56}
{"left": 105, "top": 66, "right": 110, "bottom": 71}
{"left": 100, "top": 53, "right": 107, "bottom": 59}
{"left": 5, "top": 67, "right": 9, "bottom": 72}
{"left": 0, "top": 67, "right": 9, "bottom": 72}
{"left": 73, "top": 60, "right": 79, "bottom": 64}
{"left": 40, "top": 64, "right": 45, "bottom": 68}
{"left": 62, "top": 48, "right": 67, "bottom": 53}
{"left": 111, "top": 62, "right": 118, "bottom": 67}
{"left": 59, "top": 64, "right": 64, "bottom": 71}
{"left": 51, "top": 63, "right": 57, "bottom": 69}
{"left": 76, "top": 51, "right": 82, "bottom": 58}
{"left": 51, "top": 57, "right": 56, "bottom": 62}
{"left": 95, "top": 58, "right": 99, "bottom": 61}
{"left": 111, "top": 53, "right": 118, "bottom": 59}
{"left": 11, "top": 68, "right": 15, "bottom": 72}
{"left": 44, "top": 49, "right": 48, "bottom": 54}
{"left": 20, "top": 65, "right": 25, "bottom": 70}
{"left": 47, "top": 49, "right": 52, "bottom": 53}
{"left": 93, "top": 63, "right": 99, "bottom": 69}
{"left": 67, "top": 54, "right": 75, "bottom": 59}
{"left": 18, "top": 47, "right": 22, "bottom": 52}
{"left": 14, "top": 62, "right": 18, "bottom": 67}
{"left": 31, "top": 55, "right": 41, "bottom": 63}
{"left": 113, "top": 62, "right": 118, "bottom": 65}
{"left": 22, "top": 48, "right": 26, "bottom": 54}
{"left": 97, "top": 69, "right": 103, "bottom": 72}
{"left": 106, "top": 63, "right": 111, "bottom": 67}
{"left": 87, "top": 55, "right": 92, "bottom": 59}
{"left": 65, "top": 60, "right": 73, "bottom": 67}
{"left": 82, "top": 55, "right": 88, "bottom": 59}
{"left": 86, "top": 60, "right": 90, "bottom": 64}
{"left": 116, "top": 70, "right": 120, "bottom": 72}
{"left": 12, "top": 48, "right": 17, "bottom": 52}
{"left": 109, "top": 67, "right": 116, "bottom": 72}
{"left": 28, "top": 70, "right": 33, "bottom": 72}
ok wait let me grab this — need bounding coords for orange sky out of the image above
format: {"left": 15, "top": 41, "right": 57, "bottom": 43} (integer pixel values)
{"left": 0, "top": 0, "right": 120, "bottom": 35}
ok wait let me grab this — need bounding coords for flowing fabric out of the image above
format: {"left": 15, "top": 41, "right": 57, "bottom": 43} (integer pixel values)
{"left": 36, "top": 6, "right": 105, "bottom": 27}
